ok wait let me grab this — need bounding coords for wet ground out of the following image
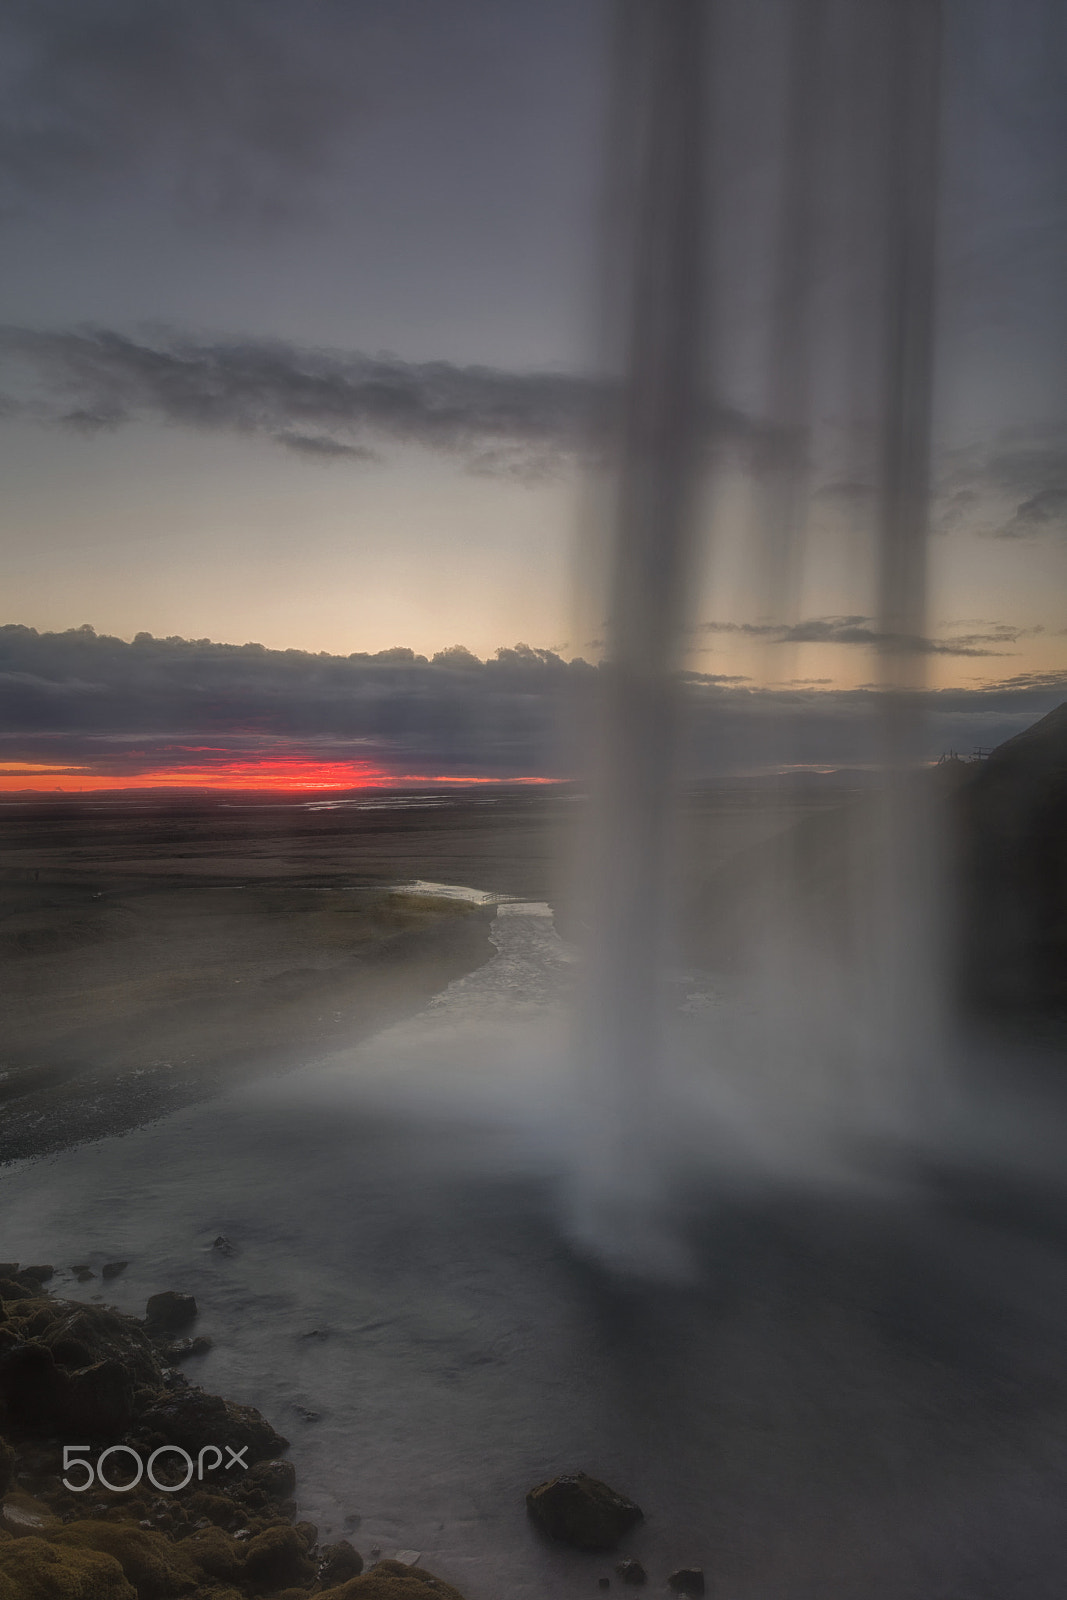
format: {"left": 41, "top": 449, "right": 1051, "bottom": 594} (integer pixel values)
{"left": 4, "top": 897, "right": 1067, "bottom": 1599}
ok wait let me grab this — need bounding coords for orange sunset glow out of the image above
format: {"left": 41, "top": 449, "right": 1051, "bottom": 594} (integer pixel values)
{"left": 0, "top": 758, "right": 560, "bottom": 794}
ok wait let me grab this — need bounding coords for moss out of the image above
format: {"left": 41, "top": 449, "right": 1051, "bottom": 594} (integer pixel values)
{"left": 242, "top": 1524, "right": 315, "bottom": 1593}
{"left": 1, "top": 1490, "right": 61, "bottom": 1538}
{"left": 320, "top": 1559, "right": 467, "bottom": 1600}
{"left": 174, "top": 1526, "right": 244, "bottom": 1584}
{"left": 52, "top": 1520, "right": 197, "bottom": 1598}
{"left": 0, "top": 1534, "right": 137, "bottom": 1599}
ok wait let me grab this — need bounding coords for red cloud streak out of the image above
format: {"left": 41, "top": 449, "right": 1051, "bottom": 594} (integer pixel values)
{"left": 0, "top": 758, "right": 558, "bottom": 794}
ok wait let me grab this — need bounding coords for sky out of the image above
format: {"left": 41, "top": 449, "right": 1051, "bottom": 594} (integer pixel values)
{"left": 0, "top": 0, "right": 1065, "bottom": 788}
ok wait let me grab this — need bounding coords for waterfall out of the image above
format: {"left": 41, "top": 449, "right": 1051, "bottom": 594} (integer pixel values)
{"left": 569, "top": 0, "right": 948, "bottom": 1268}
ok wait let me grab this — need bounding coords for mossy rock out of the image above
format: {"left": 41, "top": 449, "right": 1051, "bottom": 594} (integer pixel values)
{"left": 39, "top": 1303, "right": 167, "bottom": 1389}
{"left": 0, "top": 1533, "right": 136, "bottom": 1599}
{"left": 1, "top": 1490, "right": 61, "bottom": 1538}
{"left": 175, "top": 1526, "right": 244, "bottom": 1583}
{"left": 52, "top": 1520, "right": 198, "bottom": 1598}
{"left": 135, "top": 1390, "right": 286, "bottom": 1466}
{"left": 242, "top": 1523, "right": 315, "bottom": 1593}
{"left": 526, "top": 1471, "right": 643, "bottom": 1551}
{"left": 320, "top": 1559, "right": 467, "bottom": 1599}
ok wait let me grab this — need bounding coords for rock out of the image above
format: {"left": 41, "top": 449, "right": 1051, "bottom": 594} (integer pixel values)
{"left": 616, "top": 1558, "right": 647, "bottom": 1584}
{"left": 247, "top": 1459, "right": 297, "bottom": 1502}
{"left": 70, "top": 1264, "right": 91, "bottom": 1274}
{"left": 243, "top": 1523, "right": 316, "bottom": 1591}
{"left": 0, "top": 1278, "right": 34, "bottom": 1302}
{"left": 47, "top": 1336, "right": 94, "bottom": 1369}
{"left": 0, "top": 1441, "right": 13, "bottom": 1498}
{"left": 667, "top": 1569, "right": 705, "bottom": 1596}
{"left": 136, "top": 1388, "right": 288, "bottom": 1465}
{"left": 178, "top": 1524, "right": 245, "bottom": 1582}
{"left": 319, "top": 1557, "right": 467, "bottom": 1598}
{"left": 75, "top": 1271, "right": 95, "bottom": 1283}
{"left": 101, "top": 1262, "right": 129, "bottom": 1280}
{"left": 212, "top": 1236, "right": 236, "bottom": 1256}
{"left": 320, "top": 1538, "right": 364, "bottom": 1585}
{"left": 159, "top": 1336, "right": 213, "bottom": 1362}
{"left": 598, "top": 1580, "right": 611, "bottom": 1590}
{"left": 526, "top": 1473, "right": 643, "bottom": 1551}
{"left": 145, "top": 1291, "right": 198, "bottom": 1333}
{"left": 17, "top": 1265, "right": 54, "bottom": 1286}
{"left": 53, "top": 1519, "right": 198, "bottom": 1598}
{"left": 294, "top": 1520, "right": 318, "bottom": 1549}
{"left": 0, "top": 1341, "right": 67, "bottom": 1428}
{"left": 40, "top": 1303, "right": 167, "bottom": 1390}
{"left": 0, "top": 1533, "right": 136, "bottom": 1599}
{"left": 64, "top": 1358, "right": 136, "bottom": 1438}
{"left": 1, "top": 1492, "right": 61, "bottom": 1539}
{"left": 0, "top": 1265, "right": 17, "bottom": 1278}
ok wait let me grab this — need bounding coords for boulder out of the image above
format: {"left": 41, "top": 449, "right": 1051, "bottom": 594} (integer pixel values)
{"left": 247, "top": 1459, "right": 296, "bottom": 1502}
{"left": 101, "top": 1263, "right": 129, "bottom": 1281}
{"left": 176, "top": 1525, "right": 244, "bottom": 1583}
{"left": 320, "top": 1558, "right": 467, "bottom": 1598}
{"left": 0, "top": 1533, "right": 136, "bottom": 1599}
{"left": 64, "top": 1360, "right": 136, "bottom": 1439}
{"left": 40, "top": 1304, "right": 167, "bottom": 1390}
{"left": 319, "top": 1539, "right": 364, "bottom": 1585}
{"left": 17, "top": 1267, "right": 54, "bottom": 1288}
{"left": 616, "top": 1557, "right": 647, "bottom": 1584}
{"left": 242, "top": 1524, "right": 315, "bottom": 1592}
{"left": 53, "top": 1520, "right": 198, "bottom": 1598}
{"left": 145, "top": 1294, "right": 198, "bottom": 1334}
{"left": 526, "top": 1473, "right": 643, "bottom": 1551}
{"left": 1, "top": 1492, "right": 60, "bottom": 1539}
{"left": 136, "top": 1389, "right": 287, "bottom": 1466}
{"left": 158, "top": 1338, "right": 212, "bottom": 1363}
{"left": 0, "top": 1342, "right": 67, "bottom": 1429}
{"left": 667, "top": 1570, "right": 705, "bottom": 1596}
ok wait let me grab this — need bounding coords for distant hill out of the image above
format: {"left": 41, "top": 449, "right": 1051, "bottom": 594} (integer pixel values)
{"left": 959, "top": 701, "right": 1067, "bottom": 1008}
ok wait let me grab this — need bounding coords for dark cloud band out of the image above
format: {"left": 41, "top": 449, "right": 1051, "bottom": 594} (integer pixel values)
{"left": 0, "top": 325, "right": 770, "bottom": 479}
{"left": 1, "top": 623, "right": 1062, "bottom": 782}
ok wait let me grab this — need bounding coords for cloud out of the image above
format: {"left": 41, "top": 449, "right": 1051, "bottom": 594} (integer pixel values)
{"left": 937, "top": 432, "right": 1067, "bottom": 541}
{"left": 998, "top": 485, "right": 1067, "bottom": 537}
{"left": 0, "top": 0, "right": 364, "bottom": 222}
{"left": 810, "top": 433, "right": 1067, "bottom": 546}
{"left": 0, "top": 622, "right": 1063, "bottom": 783}
{"left": 698, "top": 616, "right": 1018, "bottom": 657}
{"left": 0, "top": 325, "right": 773, "bottom": 478}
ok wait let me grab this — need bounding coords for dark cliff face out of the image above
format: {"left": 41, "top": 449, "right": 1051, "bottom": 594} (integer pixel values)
{"left": 682, "top": 704, "right": 1067, "bottom": 1018}
{"left": 957, "top": 703, "right": 1067, "bottom": 1011}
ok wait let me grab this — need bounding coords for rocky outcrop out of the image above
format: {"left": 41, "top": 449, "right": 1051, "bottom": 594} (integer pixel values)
{"left": 526, "top": 1472, "right": 643, "bottom": 1550}
{"left": 134, "top": 1389, "right": 287, "bottom": 1467}
{"left": 319, "top": 1539, "right": 365, "bottom": 1586}
{"left": 319, "top": 1558, "right": 467, "bottom": 1598}
{"left": 616, "top": 1556, "right": 647, "bottom": 1584}
{"left": 144, "top": 1294, "right": 198, "bottom": 1335}
{"left": 242, "top": 1523, "right": 316, "bottom": 1591}
{"left": 667, "top": 1569, "right": 705, "bottom": 1595}
{"left": 0, "top": 1533, "right": 137, "bottom": 1599}
{"left": 0, "top": 1268, "right": 471, "bottom": 1600}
